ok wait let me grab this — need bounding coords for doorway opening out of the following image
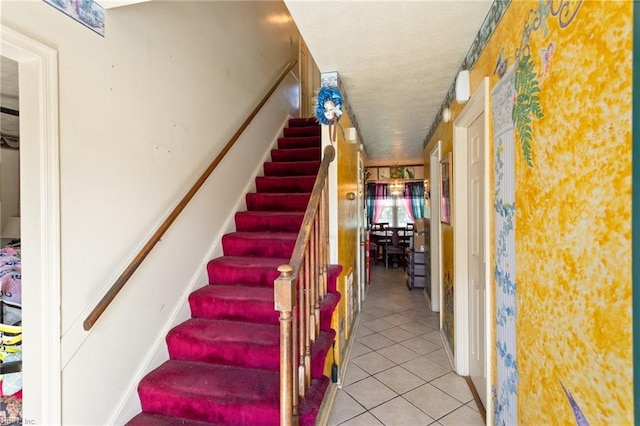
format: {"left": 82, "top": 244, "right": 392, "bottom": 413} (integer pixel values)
{"left": 1, "top": 25, "right": 61, "bottom": 425}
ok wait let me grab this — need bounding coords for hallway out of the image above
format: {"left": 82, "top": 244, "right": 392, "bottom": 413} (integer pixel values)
{"left": 327, "top": 266, "right": 484, "bottom": 425}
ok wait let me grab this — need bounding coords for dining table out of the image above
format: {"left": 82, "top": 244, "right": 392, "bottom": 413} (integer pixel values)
{"left": 370, "top": 225, "right": 409, "bottom": 248}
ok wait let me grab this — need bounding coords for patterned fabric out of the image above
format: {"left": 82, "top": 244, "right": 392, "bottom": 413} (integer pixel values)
{"left": 0, "top": 395, "right": 21, "bottom": 426}
{"left": 0, "top": 246, "right": 21, "bottom": 399}
{"left": 0, "top": 247, "right": 21, "bottom": 326}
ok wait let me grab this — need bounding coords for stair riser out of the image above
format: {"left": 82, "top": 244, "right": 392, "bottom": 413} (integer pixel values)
{"left": 263, "top": 161, "right": 320, "bottom": 177}
{"left": 207, "top": 264, "right": 281, "bottom": 287}
{"left": 288, "top": 117, "right": 318, "bottom": 127}
{"left": 234, "top": 212, "right": 304, "bottom": 233}
{"left": 167, "top": 337, "right": 280, "bottom": 372}
{"left": 166, "top": 324, "right": 334, "bottom": 377}
{"left": 283, "top": 126, "right": 320, "bottom": 138}
{"left": 277, "top": 136, "right": 320, "bottom": 150}
{"left": 190, "top": 290, "right": 340, "bottom": 332}
{"left": 189, "top": 295, "right": 278, "bottom": 324}
{"left": 255, "top": 176, "right": 315, "bottom": 193}
{"left": 222, "top": 236, "right": 295, "bottom": 258}
{"left": 271, "top": 148, "right": 320, "bottom": 162}
{"left": 189, "top": 286, "right": 341, "bottom": 331}
{"left": 246, "top": 193, "right": 310, "bottom": 212}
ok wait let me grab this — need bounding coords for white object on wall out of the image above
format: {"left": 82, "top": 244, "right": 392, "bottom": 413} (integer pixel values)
{"left": 346, "top": 127, "right": 357, "bottom": 143}
{"left": 455, "top": 70, "right": 470, "bottom": 104}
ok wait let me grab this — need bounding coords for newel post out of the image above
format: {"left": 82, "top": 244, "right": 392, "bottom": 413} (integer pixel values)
{"left": 275, "top": 264, "right": 296, "bottom": 426}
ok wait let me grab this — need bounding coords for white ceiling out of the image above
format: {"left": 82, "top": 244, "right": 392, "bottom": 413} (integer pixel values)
{"left": 1, "top": 0, "right": 493, "bottom": 160}
{"left": 284, "top": 0, "right": 493, "bottom": 166}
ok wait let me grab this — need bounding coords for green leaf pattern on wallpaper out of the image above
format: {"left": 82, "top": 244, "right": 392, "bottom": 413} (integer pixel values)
{"left": 513, "top": 53, "right": 544, "bottom": 168}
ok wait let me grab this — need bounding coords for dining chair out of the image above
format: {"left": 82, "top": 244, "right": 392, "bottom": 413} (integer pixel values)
{"left": 383, "top": 226, "right": 405, "bottom": 270}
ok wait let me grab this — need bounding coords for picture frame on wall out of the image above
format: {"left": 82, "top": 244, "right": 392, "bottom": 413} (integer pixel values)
{"left": 403, "top": 167, "right": 415, "bottom": 179}
{"left": 368, "top": 168, "right": 378, "bottom": 180}
{"left": 390, "top": 166, "right": 404, "bottom": 179}
{"left": 378, "top": 167, "right": 390, "bottom": 180}
{"left": 440, "top": 153, "right": 452, "bottom": 225}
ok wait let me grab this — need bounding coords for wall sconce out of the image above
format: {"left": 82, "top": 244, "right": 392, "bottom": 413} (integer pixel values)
{"left": 346, "top": 192, "right": 356, "bottom": 200}
{"left": 442, "top": 107, "right": 452, "bottom": 123}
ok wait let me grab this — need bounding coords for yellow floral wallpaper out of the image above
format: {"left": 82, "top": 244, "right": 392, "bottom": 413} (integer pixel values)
{"left": 426, "top": 0, "right": 632, "bottom": 424}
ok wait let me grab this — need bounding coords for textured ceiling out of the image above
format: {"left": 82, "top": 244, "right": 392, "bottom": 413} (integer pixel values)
{"left": 284, "top": 0, "right": 493, "bottom": 166}
{"left": 2, "top": 1, "right": 493, "bottom": 161}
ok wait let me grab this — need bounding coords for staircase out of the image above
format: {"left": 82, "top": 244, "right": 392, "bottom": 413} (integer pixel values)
{"left": 127, "top": 117, "right": 341, "bottom": 426}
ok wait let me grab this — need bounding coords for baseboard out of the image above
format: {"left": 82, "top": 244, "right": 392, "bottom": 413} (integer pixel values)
{"left": 440, "top": 328, "right": 455, "bottom": 370}
{"left": 464, "top": 376, "right": 487, "bottom": 424}
{"left": 316, "top": 303, "right": 362, "bottom": 424}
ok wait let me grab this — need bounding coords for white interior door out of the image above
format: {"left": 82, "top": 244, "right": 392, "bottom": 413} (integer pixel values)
{"left": 468, "top": 112, "right": 486, "bottom": 407}
{"left": 429, "top": 143, "right": 441, "bottom": 313}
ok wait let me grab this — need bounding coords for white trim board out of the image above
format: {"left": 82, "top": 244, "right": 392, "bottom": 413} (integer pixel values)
{"left": 452, "top": 76, "right": 492, "bottom": 421}
{"left": 1, "top": 25, "right": 62, "bottom": 425}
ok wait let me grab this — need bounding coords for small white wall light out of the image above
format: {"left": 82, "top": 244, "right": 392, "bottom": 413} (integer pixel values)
{"left": 346, "top": 127, "right": 357, "bottom": 143}
{"left": 442, "top": 107, "right": 452, "bottom": 123}
{"left": 455, "top": 70, "right": 470, "bottom": 103}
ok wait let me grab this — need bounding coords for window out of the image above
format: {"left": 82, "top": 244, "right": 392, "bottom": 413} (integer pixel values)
{"left": 376, "top": 198, "right": 412, "bottom": 227}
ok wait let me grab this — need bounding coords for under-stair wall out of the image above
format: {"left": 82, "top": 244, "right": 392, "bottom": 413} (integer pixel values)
{"left": 110, "top": 111, "right": 295, "bottom": 425}
{"left": 2, "top": 1, "right": 302, "bottom": 424}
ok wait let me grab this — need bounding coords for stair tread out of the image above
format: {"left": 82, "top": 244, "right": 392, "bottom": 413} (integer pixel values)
{"left": 224, "top": 231, "right": 297, "bottom": 241}
{"left": 138, "top": 359, "right": 329, "bottom": 425}
{"left": 140, "top": 359, "right": 280, "bottom": 399}
{"left": 170, "top": 318, "right": 279, "bottom": 345}
{"left": 191, "top": 284, "right": 274, "bottom": 303}
{"left": 208, "top": 255, "right": 289, "bottom": 267}
{"left": 127, "top": 412, "right": 219, "bottom": 426}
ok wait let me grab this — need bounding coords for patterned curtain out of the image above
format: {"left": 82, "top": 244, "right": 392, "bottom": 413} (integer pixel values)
{"left": 366, "top": 183, "right": 376, "bottom": 223}
{"left": 406, "top": 182, "right": 424, "bottom": 219}
{"left": 399, "top": 184, "right": 414, "bottom": 222}
{"left": 365, "top": 183, "right": 389, "bottom": 225}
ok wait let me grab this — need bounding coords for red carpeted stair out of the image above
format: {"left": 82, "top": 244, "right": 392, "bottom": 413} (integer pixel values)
{"left": 127, "top": 117, "right": 341, "bottom": 426}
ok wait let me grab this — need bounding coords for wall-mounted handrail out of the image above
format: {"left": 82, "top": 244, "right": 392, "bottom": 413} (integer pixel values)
{"left": 84, "top": 60, "right": 298, "bottom": 331}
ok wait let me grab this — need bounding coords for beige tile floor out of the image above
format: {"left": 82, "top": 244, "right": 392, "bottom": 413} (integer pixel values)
{"left": 327, "top": 266, "right": 485, "bottom": 426}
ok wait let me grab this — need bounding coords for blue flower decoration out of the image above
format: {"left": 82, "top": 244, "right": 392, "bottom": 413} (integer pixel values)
{"left": 316, "top": 86, "right": 343, "bottom": 125}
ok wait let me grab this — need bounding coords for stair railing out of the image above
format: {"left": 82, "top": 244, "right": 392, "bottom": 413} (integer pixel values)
{"left": 83, "top": 60, "right": 297, "bottom": 331}
{"left": 275, "top": 144, "right": 335, "bottom": 426}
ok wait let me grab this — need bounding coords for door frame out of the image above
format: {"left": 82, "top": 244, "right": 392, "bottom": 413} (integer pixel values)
{"left": 356, "top": 151, "right": 366, "bottom": 310}
{"left": 452, "top": 77, "right": 492, "bottom": 417}
{"left": 429, "top": 141, "right": 441, "bottom": 314}
{"left": 1, "top": 25, "right": 61, "bottom": 425}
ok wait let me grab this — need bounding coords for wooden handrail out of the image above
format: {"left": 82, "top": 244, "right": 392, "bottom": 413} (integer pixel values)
{"left": 275, "top": 144, "right": 335, "bottom": 425}
{"left": 286, "top": 145, "right": 335, "bottom": 278}
{"left": 84, "top": 60, "right": 298, "bottom": 331}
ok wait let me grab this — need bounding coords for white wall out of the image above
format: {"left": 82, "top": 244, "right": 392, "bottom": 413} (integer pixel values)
{"left": 0, "top": 148, "right": 20, "bottom": 231}
{"left": 2, "top": 1, "right": 299, "bottom": 424}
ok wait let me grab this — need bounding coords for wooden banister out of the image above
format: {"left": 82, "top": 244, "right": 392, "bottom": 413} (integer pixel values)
{"left": 275, "top": 144, "right": 335, "bottom": 425}
{"left": 84, "top": 60, "right": 298, "bottom": 331}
